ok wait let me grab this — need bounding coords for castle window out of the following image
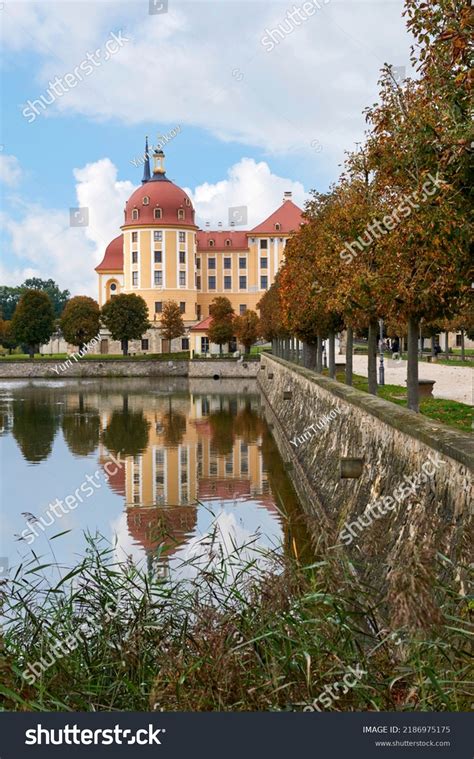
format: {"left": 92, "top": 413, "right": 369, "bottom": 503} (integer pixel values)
{"left": 196, "top": 258, "right": 201, "bottom": 270}
{"left": 179, "top": 231, "right": 186, "bottom": 243}
{"left": 179, "top": 302, "right": 185, "bottom": 314}
{"left": 110, "top": 283, "right": 117, "bottom": 292}
{"left": 225, "top": 239, "right": 231, "bottom": 246}
{"left": 239, "top": 275, "right": 247, "bottom": 290}
{"left": 179, "top": 271, "right": 186, "bottom": 286}
{"left": 178, "top": 209, "right": 185, "bottom": 220}
{"left": 141, "top": 339, "right": 149, "bottom": 350}
{"left": 260, "top": 275, "right": 268, "bottom": 290}
{"left": 208, "top": 276, "right": 216, "bottom": 290}
{"left": 154, "top": 271, "right": 163, "bottom": 286}
{"left": 132, "top": 232, "right": 138, "bottom": 242}
{"left": 154, "top": 250, "right": 162, "bottom": 264}
{"left": 185, "top": 198, "right": 191, "bottom": 206}
{"left": 260, "top": 239, "right": 268, "bottom": 249}
{"left": 224, "top": 257, "right": 231, "bottom": 269}
{"left": 238, "top": 257, "right": 247, "bottom": 269}
{"left": 154, "top": 230, "right": 162, "bottom": 242}
{"left": 132, "top": 209, "right": 139, "bottom": 220}
{"left": 224, "top": 276, "right": 232, "bottom": 290}
{"left": 260, "top": 257, "right": 268, "bottom": 268}
{"left": 179, "top": 251, "right": 186, "bottom": 264}
{"left": 155, "top": 302, "right": 162, "bottom": 314}
{"left": 208, "top": 257, "right": 216, "bottom": 269}
{"left": 143, "top": 196, "right": 150, "bottom": 205}
{"left": 239, "top": 304, "right": 247, "bottom": 315}
{"left": 196, "top": 275, "right": 201, "bottom": 289}
{"left": 132, "top": 251, "right": 138, "bottom": 264}
{"left": 154, "top": 207, "right": 162, "bottom": 220}
{"left": 182, "top": 337, "right": 189, "bottom": 350}
{"left": 275, "top": 223, "right": 281, "bottom": 231}
{"left": 132, "top": 272, "right": 138, "bottom": 286}
{"left": 209, "top": 239, "right": 215, "bottom": 247}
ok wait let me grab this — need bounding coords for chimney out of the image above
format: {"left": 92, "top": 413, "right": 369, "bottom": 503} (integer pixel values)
{"left": 283, "top": 191, "right": 292, "bottom": 202}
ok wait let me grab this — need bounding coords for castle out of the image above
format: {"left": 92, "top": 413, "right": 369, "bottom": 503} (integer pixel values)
{"left": 95, "top": 139, "right": 303, "bottom": 354}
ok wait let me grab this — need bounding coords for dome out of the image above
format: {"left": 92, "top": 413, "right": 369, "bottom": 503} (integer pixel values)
{"left": 123, "top": 141, "right": 196, "bottom": 228}
{"left": 124, "top": 181, "right": 196, "bottom": 228}
{"left": 95, "top": 234, "right": 123, "bottom": 272}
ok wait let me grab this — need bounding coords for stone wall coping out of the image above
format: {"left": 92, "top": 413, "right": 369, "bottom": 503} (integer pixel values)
{"left": 263, "top": 354, "right": 473, "bottom": 470}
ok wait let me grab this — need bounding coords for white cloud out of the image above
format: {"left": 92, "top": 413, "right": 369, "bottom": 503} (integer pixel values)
{"left": 0, "top": 155, "right": 23, "bottom": 186}
{"left": 186, "top": 157, "right": 307, "bottom": 227}
{"left": 3, "top": 0, "right": 412, "bottom": 162}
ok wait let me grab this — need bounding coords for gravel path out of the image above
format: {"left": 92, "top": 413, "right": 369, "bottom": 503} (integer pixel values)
{"left": 351, "top": 355, "right": 473, "bottom": 405}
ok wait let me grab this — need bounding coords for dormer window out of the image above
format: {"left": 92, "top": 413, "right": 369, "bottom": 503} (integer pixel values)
{"left": 209, "top": 239, "right": 215, "bottom": 247}
{"left": 225, "top": 239, "right": 231, "bottom": 246}
{"left": 132, "top": 209, "right": 139, "bottom": 220}
{"left": 275, "top": 222, "right": 281, "bottom": 231}
{"left": 143, "top": 196, "right": 150, "bottom": 205}
{"left": 185, "top": 198, "right": 191, "bottom": 207}
{"left": 154, "top": 207, "right": 162, "bottom": 220}
{"left": 178, "top": 209, "right": 185, "bottom": 220}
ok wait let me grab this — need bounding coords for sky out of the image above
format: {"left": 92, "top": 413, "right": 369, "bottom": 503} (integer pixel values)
{"left": 0, "top": 0, "right": 413, "bottom": 297}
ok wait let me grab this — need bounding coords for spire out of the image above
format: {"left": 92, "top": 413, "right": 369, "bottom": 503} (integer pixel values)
{"left": 142, "top": 136, "right": 151, "bottom": 184}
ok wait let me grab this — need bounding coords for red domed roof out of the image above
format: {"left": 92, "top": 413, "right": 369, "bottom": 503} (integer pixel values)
{"left": 95, "top": 235, "right": 123, "bottom": 272}
{"left": 123, "top": 179, "right": 197, "bottom": 228}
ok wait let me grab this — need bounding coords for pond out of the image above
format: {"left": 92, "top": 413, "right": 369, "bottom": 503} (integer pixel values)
{"left": 0, "top": 378, "right": 309, "bottom": 581}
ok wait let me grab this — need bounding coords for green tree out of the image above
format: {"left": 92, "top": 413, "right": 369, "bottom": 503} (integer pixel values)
{"left": 60, "top": 296, "right": 100, "bottom": 352}
{"left": 208, "top": 297, "right": 235, "bottom": 355}
{"left": 11, "top": 290, "right": 55, "bottom": 358}
{"left": 0, "top": 320, "right": 18, "bottom": 354}
{"left": 0, "top": 287, "right": 22, "bottom": 320}
{"left": 233, "top": 309, "right": 260, "bottom": 355}
{"left": 160, "top": 301, "right": 185, "bottom": 346}
{"left": 12, "top": 393, "right": 60, "bottom": 463}
{"left": 102, "top": 399, "right": 150, "bottom": 456}
{"left": 101, "top": 293, "right": 150, "bottom": 356}
{"left": 22, "top": 278, "right": 70, "bottom": 317}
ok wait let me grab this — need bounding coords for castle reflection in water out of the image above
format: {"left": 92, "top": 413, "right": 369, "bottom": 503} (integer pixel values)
{"left": 1, "top": 379, "right": 307, "bottom": 571}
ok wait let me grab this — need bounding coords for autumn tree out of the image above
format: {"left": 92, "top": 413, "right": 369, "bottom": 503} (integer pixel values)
{"left": 233, "top": 309, "right": 260, "bottom": 354}
{"left": 60, "top": 296, "right": 100, "bottom": 352}
{"left": 257, "top": 273, "right": 289, "bottom": 353}
{"left": 11, "top": 290, "right": 55, "bottom": 358}
{"left": 208, "top": 297, "right": 235, "bottom": 354}
{"left": 101, "top": 293, "right": 150, "bottom": 356}
{"left": 0, "top": 320, "right": 18, "bottom": 354}
{"left": 160, "top": 301, "right": 185, "bottom": 348}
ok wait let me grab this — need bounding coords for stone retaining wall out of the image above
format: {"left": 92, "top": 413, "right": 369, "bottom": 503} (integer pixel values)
{"left": 258, "top": 354, "right": 472, "bottom": 628}
{"left": 188, "top": 359, "right": 259, "bottom": 379}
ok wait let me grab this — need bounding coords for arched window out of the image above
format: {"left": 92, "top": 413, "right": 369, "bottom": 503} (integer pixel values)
{"left": 209, "top": 239, "right": 214, "bottom": 247}
{"left": 154, "top": 207, "right": 162, "bottom": 220}
{"left": 178, "top": 209, "right": 185, "bottom": 220}
{"left": 132, "top": 209, "right": 139, "bottom": 220}
{"left": 185, "top": 198, "right": 191, "bottom": 206}
{"left": 143, "top": 196, "right": 150, "bottom": 205}
{"left": 275, "top": 222, "right": 281, "bottom": 231}
{"left": 225, "top": 239, "right": 231, "bottom": 246}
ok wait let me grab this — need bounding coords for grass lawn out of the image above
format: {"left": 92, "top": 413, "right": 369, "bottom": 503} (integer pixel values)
{"left": 327, "top": 370, "right": 472, "bottom": 433}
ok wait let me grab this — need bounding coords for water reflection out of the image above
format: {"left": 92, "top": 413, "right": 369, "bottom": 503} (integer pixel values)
{"left": 0, "top": 379, "right": 310, "bottom": 577}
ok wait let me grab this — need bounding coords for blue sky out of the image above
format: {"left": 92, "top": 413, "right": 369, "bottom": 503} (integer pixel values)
{"left": 0, "top": 0, "right": 411, "bottom": 295}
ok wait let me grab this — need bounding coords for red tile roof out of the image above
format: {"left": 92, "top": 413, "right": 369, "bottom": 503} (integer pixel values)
{"left": 124, "top": 180, "right": 197, "bottom": 229}
{"left": 250, "top": 199, "right": 303, "bottom": 235}
{"left": 95, "top": 235, "right": 124, "bottom": 272}
{"left": 190, "top": 315, "right": 213, "bottom": 332}
{"left": 197, "top": 230, "right": 248, "bottom": 251}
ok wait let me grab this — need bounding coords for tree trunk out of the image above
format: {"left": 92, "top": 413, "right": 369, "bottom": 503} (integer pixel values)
{"left": 306, "top": 343, "right": 317, "bottom": 369}
{"left": 122, "top": 339, "right": 129, "bottom": 356}
{"left": 29, "top": 344, "right": 34, "bottom": 359}
{"left": 367, "top": 321, "right": 378, "bottom": 395}
{"left": 431, "top": 335, "right": 436, "bottom": 358}
{"left": 345, "top": 326, "right": 353, "bottom": 386}
{"left": 219, "top": 343, "right": 223, "bottom": 355}
{"left": 328, "top": 332, "right": 336, "bottom": 378}
{"left": 444, "top": 331, "right": 449, "bottom": 360}
{"left": 460, "top": 329, "right": 465, "bottom": 361}
{"left": 407, "top": 317, "right": 420, "bottom": 412}
{"left": 316, "top": 335, "right": 323, "bottom": 372}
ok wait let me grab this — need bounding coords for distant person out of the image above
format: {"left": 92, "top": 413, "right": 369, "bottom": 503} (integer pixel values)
{"left": 434, "top": 343, "right": 442, "bottom": 356}
{"left": 391, "top": 337, "right": 400, "bottom": 360}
